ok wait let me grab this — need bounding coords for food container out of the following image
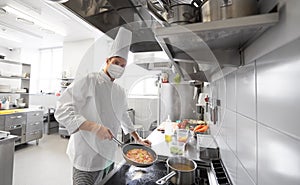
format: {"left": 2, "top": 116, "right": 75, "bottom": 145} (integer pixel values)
{"left": 169, "top": 141, "right": 185, "bottom": 155}
{"left": 176, "top": 129, "right": 189, "bottom": 143}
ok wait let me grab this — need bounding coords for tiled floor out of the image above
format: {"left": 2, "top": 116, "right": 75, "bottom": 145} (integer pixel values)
{"left": 13, "top": 134, "right": 72, "bottom": 185}
{"left": 13, "top": 133, "right": 124, "bottom": 185}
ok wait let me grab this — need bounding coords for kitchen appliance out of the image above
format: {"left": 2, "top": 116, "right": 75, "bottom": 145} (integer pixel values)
{"left": 100, "top": 155, "right": 232, "bottom": 185}
{"left": 159, "top": 83, "right": 198, "bottom": 124}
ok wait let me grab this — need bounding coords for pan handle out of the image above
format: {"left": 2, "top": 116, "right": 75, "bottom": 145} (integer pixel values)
{"left": 112, "top": 136, "right": 124, "bottom": 147}
{"left": 156, "top": 171, "right": 176, "bottom": 185}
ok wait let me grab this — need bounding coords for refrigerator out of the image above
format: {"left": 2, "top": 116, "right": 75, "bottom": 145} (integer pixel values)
{"left": 158, "top": 83, "right": 198, "bottom": 124}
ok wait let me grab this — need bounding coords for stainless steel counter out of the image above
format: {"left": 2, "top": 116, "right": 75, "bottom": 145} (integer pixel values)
{"left": 147, "top": 129, "right": 214, "bottom": 162}
{"left": 0, "top": 135, "right": 17, "bottom": 185}
{"left": 99, "top": 130, "right": 221, "bottom": 185}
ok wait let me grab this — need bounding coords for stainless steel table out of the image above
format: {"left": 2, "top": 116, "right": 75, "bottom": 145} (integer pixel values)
{"left": 0, "top": 134, "right": 17, "bottom": 185}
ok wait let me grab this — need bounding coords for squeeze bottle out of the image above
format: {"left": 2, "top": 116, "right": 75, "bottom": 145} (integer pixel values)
{"left": 164, "top": 115, "right": 173, "bottom": 143}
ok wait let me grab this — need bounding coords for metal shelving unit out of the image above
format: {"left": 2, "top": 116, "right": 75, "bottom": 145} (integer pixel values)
{"left": 154, "top": 12, "right": 279, "bottom": 81}
{"left": 0, "top": 59, "right": 31, "bottom": 108}
{"left": 155, "top": 12, "right": 279, "bottom": 62}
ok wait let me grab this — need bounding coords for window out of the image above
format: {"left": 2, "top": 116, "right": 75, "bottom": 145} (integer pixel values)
{"left": 32, "top": 47, "right": 63, "bottom": 93}
{"left": 128, "top": 76, "right": 158, "bottom": 98}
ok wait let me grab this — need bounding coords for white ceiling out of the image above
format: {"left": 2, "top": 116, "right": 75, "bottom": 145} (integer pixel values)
{"left": 0, "top": 0, "right": 104, "bottom": 49}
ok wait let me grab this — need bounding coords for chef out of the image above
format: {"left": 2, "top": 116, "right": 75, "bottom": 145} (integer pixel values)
{"left": 54, "top": 27, "right": 151, "bottom": 185}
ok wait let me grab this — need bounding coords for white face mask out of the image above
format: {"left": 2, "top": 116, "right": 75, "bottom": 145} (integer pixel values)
{"left": 107, "top": 64, "right": 125, "bottom": 79}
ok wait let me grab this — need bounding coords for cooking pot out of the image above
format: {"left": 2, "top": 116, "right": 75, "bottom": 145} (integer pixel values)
{"left": 156, "top": 156, "right": 197, "bottom": 185}
{"left": 201, "top": 0, "right": 258, "bottom": 22}
{"left": 220, "top": 0, "right": 258, "bottom": 19}
{"left": 167, "top": 3, "right": 201, "bottom": 25}
{"left": 201, "top": 0, "right": 221, "bottom": 22}
{"left": 112, "top": 136, "right": 158, "bottom": 167}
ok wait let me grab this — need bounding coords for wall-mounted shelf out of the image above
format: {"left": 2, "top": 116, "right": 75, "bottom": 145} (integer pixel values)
{"left": 0, "top": 59, "right": 31, "bottom": 108}
{"left": 155, "top": 12, "right": 279, "bottom": 63}
{"left": 154, "top": 11, "right": 279, "bottom": 81}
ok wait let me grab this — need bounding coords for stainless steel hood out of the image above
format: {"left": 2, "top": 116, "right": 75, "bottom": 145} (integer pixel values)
{"left": 62, "top": 0, "right": 163, "bottom": 52}
{"left": 60, "top": 0, "right": 279, "bottom": 82}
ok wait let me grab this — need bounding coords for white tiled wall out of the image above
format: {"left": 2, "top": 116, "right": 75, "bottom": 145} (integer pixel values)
{"left": 205, "top": 1, "right": 300, "bottom": 184}
{"left": 210, "top": 38, "right": 300, "bottom": 185}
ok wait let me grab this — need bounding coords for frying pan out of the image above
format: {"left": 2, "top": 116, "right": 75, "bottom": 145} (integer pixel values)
{"left": 112, "top": 136, "right": 158, "bottom": 167}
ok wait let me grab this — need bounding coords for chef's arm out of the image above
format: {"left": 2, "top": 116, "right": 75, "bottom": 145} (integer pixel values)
{"left": 131, "top": 131, "right": 152, "bottom": 147}
{"left": 79, "top": 120, "right": 113, "bottom": 140}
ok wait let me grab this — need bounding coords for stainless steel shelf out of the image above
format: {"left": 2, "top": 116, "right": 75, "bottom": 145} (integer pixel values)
{"left": 0, "top": 76, "right": 30, "bottom": 80}
{"left": 154, "top": 12, "right": 279, "bottom": 64}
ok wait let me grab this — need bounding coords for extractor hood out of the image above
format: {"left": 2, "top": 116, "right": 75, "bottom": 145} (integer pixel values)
{"left": 61, "top": 0, "right": 163, "bottom": 52}
{"left": 60, "top": 0, "right": 279, "bottom": 82}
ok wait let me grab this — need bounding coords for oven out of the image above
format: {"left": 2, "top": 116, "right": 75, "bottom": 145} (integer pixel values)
{"left": 99, "top": 156, "right": 232, "bottom": 185}
{"left": 4, "top": 113, "right": 26, "bottom": 145}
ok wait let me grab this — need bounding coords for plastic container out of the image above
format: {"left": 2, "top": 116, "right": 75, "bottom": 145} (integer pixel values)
{"left": 176, "top": 129, "right": 189, "bottom": 143}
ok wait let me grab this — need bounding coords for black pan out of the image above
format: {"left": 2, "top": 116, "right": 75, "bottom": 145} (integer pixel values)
{"left": 112, "top": 136, "right": 158, "bottom": 167}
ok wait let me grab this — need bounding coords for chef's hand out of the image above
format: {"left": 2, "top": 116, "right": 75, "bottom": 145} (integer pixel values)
{"left": 93, "top": 124, "right": 113, "bottom": 140}
{"left": 80, "top": 121, "right": 113, "bottom": 140}
{"left": 136, "top": 138, "right": 152, "bottom": 147}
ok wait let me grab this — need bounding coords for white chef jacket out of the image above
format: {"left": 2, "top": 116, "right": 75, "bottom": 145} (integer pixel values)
{"left": 54, "top": 71, "right": 135, "bottom": 171}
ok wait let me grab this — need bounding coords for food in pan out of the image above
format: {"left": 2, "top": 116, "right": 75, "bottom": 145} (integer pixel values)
{"left": 126, "top": 148, "right": 154, "bottom": 164}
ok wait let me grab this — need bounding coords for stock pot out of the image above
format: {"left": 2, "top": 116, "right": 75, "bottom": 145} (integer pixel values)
{"left": 156, "top": 156, "right": 197, "bottom": 185}
{"left": 167, "top": 3, "right": 201, "bottom": 25}
{"left": 201, "top": 0, "right": 258, "bottom": 22}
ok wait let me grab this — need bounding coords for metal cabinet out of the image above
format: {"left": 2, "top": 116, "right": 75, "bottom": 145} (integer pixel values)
{"left": 4, "top": 113, "right": 26, "bottom": 145}
{"left": 0, "top": 135, "right": 17, "bottom": 185}
{"left": 0, "top": 115, "right": 4, "bottom": 130}
{"left": 26, "top": 111, "right": 43, "bottom": 144}
{"left": 0, "top": 110, "right": 43, "bottom": 145}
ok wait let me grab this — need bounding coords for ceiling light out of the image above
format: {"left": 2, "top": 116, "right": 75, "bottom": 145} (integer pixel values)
{"left": 44, "top": 0, "right": 69, "bottom": 3}
{"left": 40, "top": 28, "right": 55, "bottom": 34}
{"left": 16, "top": 17, "right": 34, "bottom": 25}
{"left": 2, "top": 5, "right": 66, "bottom": 36}
{"left": 0, "top": 7, "right": 7, "bottom": 15}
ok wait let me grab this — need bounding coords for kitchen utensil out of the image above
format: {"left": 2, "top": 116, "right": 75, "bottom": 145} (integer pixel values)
{"left": 220, "top": 0, "right": 258, "bottom": 19}
{"left": 112, "top": 136, "right": 158, "bottom": 167}
{"left": 156, "top": 156, "right": 197, "bottom": 185}
{"left": 201, "top": 0, "right": 221, "bottom": 22}
{"left": 167, "top": 3, "right": 201, "bottom": 25}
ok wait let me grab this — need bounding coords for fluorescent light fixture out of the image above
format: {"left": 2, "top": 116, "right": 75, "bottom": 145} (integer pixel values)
{"left": 16, "top": 17, "right": 34, "bottom": 25}
{"left": 44, "top": 0, "right": 69, "bottom": 3}
{"left": 40, "top": 28, "right": 55, "bottom": 34}
{"left": 2, "top": 5, "right": 67, "bottom": 36}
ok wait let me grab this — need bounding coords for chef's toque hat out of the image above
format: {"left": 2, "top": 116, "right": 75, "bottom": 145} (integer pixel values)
{"left": 109, "top": 27, "right": 132, "bottom": 61}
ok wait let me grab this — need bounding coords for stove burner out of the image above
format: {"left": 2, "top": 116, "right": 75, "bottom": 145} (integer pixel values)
{"left": 104, "top": 160, "right": 210, "bottom": 185}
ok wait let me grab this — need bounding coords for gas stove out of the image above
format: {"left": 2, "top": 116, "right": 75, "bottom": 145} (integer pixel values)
{"left": 100, "top": 156, "right": 232, "bottom": 185}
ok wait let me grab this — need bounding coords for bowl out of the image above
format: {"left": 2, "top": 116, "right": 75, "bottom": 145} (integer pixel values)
{"left": 17, "top": 103, "right": 26, "bottom": 108}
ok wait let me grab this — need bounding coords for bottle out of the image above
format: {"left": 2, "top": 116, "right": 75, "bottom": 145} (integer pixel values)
{"left": 164, "top": 115, "right": 173, "bottom": 143}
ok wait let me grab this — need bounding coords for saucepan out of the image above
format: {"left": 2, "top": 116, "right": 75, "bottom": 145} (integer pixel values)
{"left": 156, "top": 156, "right": 197, "bottom": 185}
{"left": 112, "top": 136, "right": 158, "bottom": 167}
